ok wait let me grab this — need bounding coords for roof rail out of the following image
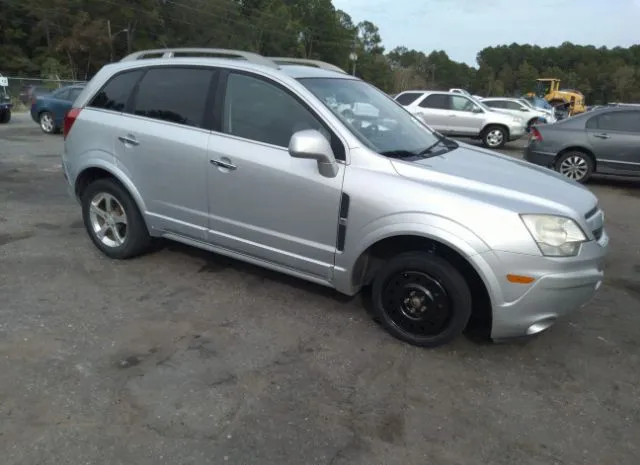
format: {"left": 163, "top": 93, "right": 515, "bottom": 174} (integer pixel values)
{"left": 268, "top": 57, "right": 347, "bottom": 74}
{"left": 120, "top": 48, "right": 279, "bottom": 69}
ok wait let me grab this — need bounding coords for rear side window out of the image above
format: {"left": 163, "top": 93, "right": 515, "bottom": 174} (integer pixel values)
{"left": 395, "top": 92, "right": 424, "bottom": 106}
{"left": 419, "top": 94, "right": 449, "bottom": 109}
{"left": 90, "top": 70, "right": 143, "bottom": 112}
{"left": 132, "top": 67, "right": 214, "bottom": 128}
{"left": 588, "top": 111, "right": 640, "bottom": 133}
{"left": 484, "top": 100, "right": 504, "bottom": 108}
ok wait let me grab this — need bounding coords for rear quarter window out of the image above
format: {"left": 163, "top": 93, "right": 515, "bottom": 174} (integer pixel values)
{"left": 89, "top": 70, "right": 144, "bottom": 112}
{"left": 395, "top": 92, "right": 424, "bottom": 106}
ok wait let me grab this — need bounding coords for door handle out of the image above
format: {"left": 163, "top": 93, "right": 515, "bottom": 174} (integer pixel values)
{"left": 448, "top": 114, "right": 457, "bottom": 117}
{"left": 118, "top": 135, "right": 139, "bottom": 146}
{"left": 593, "top": 133, "right": 610, "bottom": 139}
{"left": 210, "top": 159, "right": 237, "bottom": 170}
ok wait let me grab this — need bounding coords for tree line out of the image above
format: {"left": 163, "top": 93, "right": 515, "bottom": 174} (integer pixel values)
{"left": 1, "top": 0, "right": 639, "bottom": 104}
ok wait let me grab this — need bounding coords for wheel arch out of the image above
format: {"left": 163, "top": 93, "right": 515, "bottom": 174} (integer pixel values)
{"left": 349, "top": 232, "right": 494, "bottom": 338}
{"left": 481, "top": 123, "right": 510, "bottom": 140}
{"left": 74, "top": 162, "right": 148, "bottom": 221}
{"left": 555, "top": 146, "right": 596, "bottom": 171}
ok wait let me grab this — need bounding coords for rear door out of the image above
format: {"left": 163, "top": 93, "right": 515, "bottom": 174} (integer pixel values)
{"left": 112, "top": 66, "right": 218, "bottom": 239}
{"left": 586, "top": 110, "right": 640, "bottom": 173}
{"left": 413, "top": 93, "right": 450, "bottom": 132}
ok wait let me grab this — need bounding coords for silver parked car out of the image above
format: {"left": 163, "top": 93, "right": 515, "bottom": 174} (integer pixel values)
{"left": 481, "top": 97, "right": 556, "bottom": 130}
{"left": 394, "top": 90, "right": 526, "bottom": 148}
{"left": 62, "top": 48, "right": 608, "bottom": 348}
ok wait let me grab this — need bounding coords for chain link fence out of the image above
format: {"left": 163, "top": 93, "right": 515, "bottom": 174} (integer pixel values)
{"left": 4, "top": 77, "right": 87, "bottom": 109}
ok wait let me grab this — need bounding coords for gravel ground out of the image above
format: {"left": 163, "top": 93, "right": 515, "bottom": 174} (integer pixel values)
{"left": 1, "top": 113, "right": 639, "bottom": 465}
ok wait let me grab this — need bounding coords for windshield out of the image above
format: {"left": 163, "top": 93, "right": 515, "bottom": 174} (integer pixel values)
{"left": 299, "top": 78, "right": 457, "bottom": 158}
{"left": 298, "top": 77, "right": 452, "bottom": 158}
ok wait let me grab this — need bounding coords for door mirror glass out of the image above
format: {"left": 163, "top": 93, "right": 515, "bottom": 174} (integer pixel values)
{"left": 289, "top": 130, "right": 338, "bottom": 178}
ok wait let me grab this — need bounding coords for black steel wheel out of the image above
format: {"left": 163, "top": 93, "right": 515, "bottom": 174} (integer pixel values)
{"left": 371, "top": 252, "right": 472, "bottom": 348}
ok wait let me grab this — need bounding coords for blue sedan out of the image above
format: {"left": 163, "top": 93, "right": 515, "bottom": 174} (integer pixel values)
{"left": 31, "top": 85, "right": 85, "bottom": 134}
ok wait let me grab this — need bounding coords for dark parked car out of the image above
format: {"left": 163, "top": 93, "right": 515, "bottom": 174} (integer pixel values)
{"left": 30, "top": 85, "right": 85, "bottom": 134}
{"left": 19, "top": 85, "right": 50, "bottom": 105}
{"left": 525, "top": 107, "right": 640, "bottom": 182}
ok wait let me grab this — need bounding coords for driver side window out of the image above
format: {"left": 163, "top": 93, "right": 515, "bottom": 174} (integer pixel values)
{"left": 450, "top": 95, "right": 475, "bottom": 112}
{"left": 223, "top": 72, "right": 341, "bottom": 156}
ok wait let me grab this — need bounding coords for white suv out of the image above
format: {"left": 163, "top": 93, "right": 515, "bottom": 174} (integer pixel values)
{"left": 481, "top": 97, "right": 556, "bottom": 131}
{"left": 394, "top": 91, "right": 526, "bottom": 148}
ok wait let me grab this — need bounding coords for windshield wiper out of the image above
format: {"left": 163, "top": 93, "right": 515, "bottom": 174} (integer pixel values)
{"left": 418, "top": 135, "right": 458, "bottom": 156}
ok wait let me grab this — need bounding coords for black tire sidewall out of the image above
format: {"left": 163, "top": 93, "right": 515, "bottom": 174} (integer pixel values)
{"left": 482, "top": 126, "right": 506, "bottom": 148}
{"left": 0, "top": 110, "right": 10, "bottom": 123}
{"left": 371, "top": 252, "right": 472, "bottom": 348}
{"left": 81, "top": 179, "right": 150, "bottom": 259}
{"left": 556, "top": 151, "right": 593, "bottom": 183}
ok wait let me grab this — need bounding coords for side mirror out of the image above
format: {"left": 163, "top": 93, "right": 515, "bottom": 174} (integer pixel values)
{"left": 472, "top": 106, "right": 483, "bottom": 113}
{"left": 520, "top": 107, "right": 530, "bottom": 112}
{"left": 288, "top": 130, "right": 339, "bottom": 178}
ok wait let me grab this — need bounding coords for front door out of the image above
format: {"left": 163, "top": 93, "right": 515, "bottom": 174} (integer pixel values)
{"left": 448, "top": 95, "right": 485, "bottom": 135}
{"left": 206, "top": 71, "right": 345, "bottom": 281}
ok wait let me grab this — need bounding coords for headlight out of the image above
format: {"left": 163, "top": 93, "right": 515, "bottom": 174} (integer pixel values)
{"left": 521, "top": 214, "right": 587, "bottom": 257}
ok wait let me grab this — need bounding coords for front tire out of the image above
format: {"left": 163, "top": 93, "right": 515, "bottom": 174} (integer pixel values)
{"left": 0, "top": 110, "right": 10, "bottom": 124}
{"left": 555, "top": 150, "right": 594, "bottom": 183}
{"left": 81, "top": 178, "right": 151, "bottom": 259}
{"left": 481, "top": 125, "right": 507, "bottom": 149}
{"left": 371, "top": 252, "right": 472, "bottom": 348}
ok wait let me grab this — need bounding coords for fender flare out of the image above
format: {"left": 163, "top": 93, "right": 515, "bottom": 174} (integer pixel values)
{"left": 74, "top": 155, "right": 148, "bottom": 216}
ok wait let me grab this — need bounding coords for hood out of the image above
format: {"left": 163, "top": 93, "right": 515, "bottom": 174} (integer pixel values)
{"left": 391, "top": 143, "right": 597, "bottom": 216}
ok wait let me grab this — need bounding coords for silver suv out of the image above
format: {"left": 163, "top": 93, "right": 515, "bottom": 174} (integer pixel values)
{"left": 62, "top": 48, "right": 608, "bottom": 348}
{"left": 394, "top": 90, "right": 526, "bottom": 148}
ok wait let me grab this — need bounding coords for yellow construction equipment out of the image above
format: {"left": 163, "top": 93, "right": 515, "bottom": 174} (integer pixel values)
{"left": 527, "top": 78, "right": 586, "bottom": 116}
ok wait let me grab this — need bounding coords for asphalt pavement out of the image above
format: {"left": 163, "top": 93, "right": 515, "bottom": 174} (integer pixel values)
{"left": 1, "top": 114, "right": 639, "bottom": 465}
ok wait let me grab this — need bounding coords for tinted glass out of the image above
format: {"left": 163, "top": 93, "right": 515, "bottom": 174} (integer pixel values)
{"left": 593, "top": 111, "right": 640, "bottom": 133}
{"left": 223, "top": 73, "right": 332, "bottom": 149}
{"left": 484, "top": 100, "right": 502, "bottom": 108}
{"left": 395, "top": 92, "right": 424, "bottom": 106}
{"left": 505, "top": 101, "right": 523, "bottom": 110}
{"left": 133, "top": 67, "right": 213, "bottom": 128}
{"left": 451, "top": 95, "right": 475, "bottom": 112}
{"left": 53, "top": 88, "right": 70, "bottom": 100}
{"left": 90, "top": 70, "right": 143, "bottom": 112}
{"left": 420, "top": 94, "right": 449, "bottom": 109}
{"left": 68, "top": 88, "right": 83, "bottom": 102}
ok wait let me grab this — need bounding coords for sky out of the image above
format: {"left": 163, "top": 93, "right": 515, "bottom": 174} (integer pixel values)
{"left": 332, "top": 0, "right": 640, "bottom": 67}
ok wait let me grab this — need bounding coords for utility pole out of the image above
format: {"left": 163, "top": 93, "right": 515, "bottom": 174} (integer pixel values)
{"left": 107, "top": 20, "right": 113, "bottom": 62}
{"left": 349, "top": 52, "right": 358, "bottom": 76}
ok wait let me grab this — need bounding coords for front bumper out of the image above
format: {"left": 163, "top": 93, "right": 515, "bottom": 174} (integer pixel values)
{"left": 477, "top": 231, "right": 608, "bottom": 340}
{"left": 508, "top": 124, "right": 526, "bottom": 140}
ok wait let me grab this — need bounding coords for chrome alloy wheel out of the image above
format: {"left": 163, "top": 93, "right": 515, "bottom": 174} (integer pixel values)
{"left": 40, "top": 113, "right": 54, "bottom": 133}
{"left": 88, "top": 192, "right": 128, "bottom": 248}
{"left": 559, "top": 155, "right": 588, "bottom": 181}
{"left": 486, "top": 129, "right": 504, "bottom": 147}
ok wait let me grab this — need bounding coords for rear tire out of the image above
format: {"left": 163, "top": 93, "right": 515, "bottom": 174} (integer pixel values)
{"left": 370, "top": 252, "right": 472, "bottom": 348}
{"left": 481, "top": 125, "right": 507, "bottom": 149}
{"left": 0, "top": 110, "right": 10, "bottom": 124}
{"left": 555, "top": 150, "right": 594, "bottom": 183}
{"left": 39, "top": 111, "right": 56, "bottom": 134}
{"left": 81, "top": 178, "right": 151, "bottom": 259}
